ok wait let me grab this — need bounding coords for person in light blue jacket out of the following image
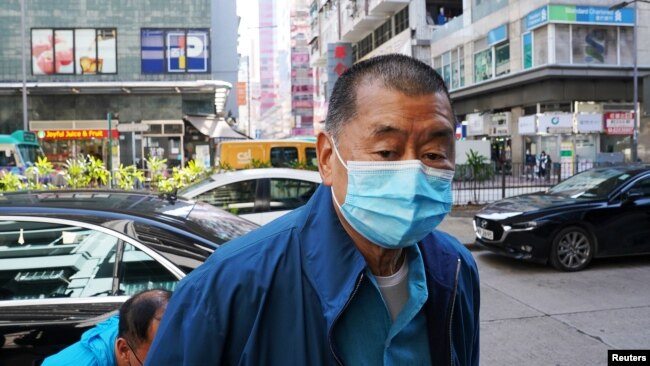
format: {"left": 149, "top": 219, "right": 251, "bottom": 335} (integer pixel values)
{"left": 41, "top": 289, "right": 170, "bottom": 366}
{"left": 146, "top": 54, "right": 480, "bottom": 366}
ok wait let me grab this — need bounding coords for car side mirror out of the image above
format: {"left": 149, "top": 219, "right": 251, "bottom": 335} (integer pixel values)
{"left": 624, "top": 189, "right": 645, "bottom": 204}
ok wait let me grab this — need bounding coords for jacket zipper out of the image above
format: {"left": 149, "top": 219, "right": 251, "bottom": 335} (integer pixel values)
{"left": 329, "top": 272, "right": 365, "bottom": 366}
{"left": 447, "top": 258, "right": 461, "bottom": 366}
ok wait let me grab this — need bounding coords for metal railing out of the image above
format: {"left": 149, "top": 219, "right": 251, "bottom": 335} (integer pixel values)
{"left": 452, "top": 161, "right": 607, "bottom": 205}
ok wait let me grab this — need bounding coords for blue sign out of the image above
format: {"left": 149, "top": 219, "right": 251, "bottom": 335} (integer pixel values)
{"left": 488, "top": 24, "right": 508, "bottom": 46}
{"left": 525, "top": 5, "right": 548, "bottom": 31}
{"left": 141, "top": 29, "right": 209, "bottom": 73}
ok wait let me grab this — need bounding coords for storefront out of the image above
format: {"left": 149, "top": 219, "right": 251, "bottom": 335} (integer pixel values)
{"left": 141, "top": 120, "right": 185, "bottom": 169}
{"left": 29, "top": 120, "right": 120, "bottom": 168}
{"left": 488, "top": 112, "right": 512, "bottom": 172}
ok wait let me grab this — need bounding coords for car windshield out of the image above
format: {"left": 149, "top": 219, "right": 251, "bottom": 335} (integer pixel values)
{"left": 177, "top": 176, "right": 217, "bottom": 196}
{"left": 17, "top": 144, "right": 44, "bottom": 165}
{"left": 187, "top": 201, "right": 258, "bottom": 241}
{"left": 547, "top": 168, "right": 635, "bottom": 199}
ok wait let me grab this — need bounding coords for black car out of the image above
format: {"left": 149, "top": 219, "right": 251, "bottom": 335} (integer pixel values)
{"left": 474, "top": 165, "right": 650, "bottom": 271}
{"left": 0, "top": 190, "right": 258, "bottom": 365}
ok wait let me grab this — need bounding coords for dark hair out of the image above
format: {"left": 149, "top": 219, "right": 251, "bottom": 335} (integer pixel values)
{"left": 118, "top": 289, "right": 171, "bottom": 347}
{"left": 325, "top": 53, "right": 456, "bottom": 139}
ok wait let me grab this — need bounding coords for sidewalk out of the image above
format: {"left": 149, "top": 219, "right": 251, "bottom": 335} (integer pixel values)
{"left": 437, "top": 206, "right": 481, "bottom": 248}
{"left": 439, "top": 215, "right": 477, "bottom": 248}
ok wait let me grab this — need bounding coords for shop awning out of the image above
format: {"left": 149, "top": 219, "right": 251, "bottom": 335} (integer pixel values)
{"left": 184, "top": 115, "right": 249, "bottom": 139}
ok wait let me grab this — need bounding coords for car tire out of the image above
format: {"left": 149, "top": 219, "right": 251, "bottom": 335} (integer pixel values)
{"left": 549, "top": 226, "right": 594, "bottom": 272}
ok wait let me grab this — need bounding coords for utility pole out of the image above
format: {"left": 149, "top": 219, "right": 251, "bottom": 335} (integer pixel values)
{"left": 20, "top": 0, "right": 28, "bottom": 131}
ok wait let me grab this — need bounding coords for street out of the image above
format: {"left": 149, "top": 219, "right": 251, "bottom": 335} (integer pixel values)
{"left": 475, "top": 249, "right": 650, "bottom": 366}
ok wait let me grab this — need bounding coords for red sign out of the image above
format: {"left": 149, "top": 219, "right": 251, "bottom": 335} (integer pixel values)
{"left": 40, "top": 129, "right": 119, "bottom": 140}
{"left": 604, "top": 112, "right": 634, "bottom": 135}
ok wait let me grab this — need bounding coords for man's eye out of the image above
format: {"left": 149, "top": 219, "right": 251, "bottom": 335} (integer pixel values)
{"left": 423, "top": 153, "right": 444, "bottom": 161}
{"left": 377, "top": 151, "right": 394, "bottom": 159}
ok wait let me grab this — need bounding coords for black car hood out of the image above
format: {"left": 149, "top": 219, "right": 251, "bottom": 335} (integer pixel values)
{"left": 478, "top": 192, "right": 587, "bottom": 218}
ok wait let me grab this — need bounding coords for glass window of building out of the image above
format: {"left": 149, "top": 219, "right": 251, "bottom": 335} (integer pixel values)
{"left": 619, "top": 27, "right": 634, "bottom": 65}
{"left": 474, "top": 48, "right": 492, "bottom": 83}
{"left": 495, "top": 43, "right": 509, "bottom": 76}
{"left": 357, "top": 33, "right": 373, "bottom": 59}
{"left": 374, "top": 20, "right": 392, "bottom": 48}
{"left": 571, "top": 26, "right": 617, "bottom": 65}
{"left": 394, "top": 6, "right": 409, "bottom": 34}
{"left": 555, "top": 25, "right": 571, "bottom": 64}
{"left": 533, "top": 26, "right": 548, "bottom": 67}
{"left": 442, "top": 51, "right": 452, "bottom": 87}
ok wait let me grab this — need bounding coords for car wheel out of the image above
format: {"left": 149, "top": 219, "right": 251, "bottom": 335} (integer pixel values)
{"left": 549, "top": 226, "right": 594, "bottom": 272}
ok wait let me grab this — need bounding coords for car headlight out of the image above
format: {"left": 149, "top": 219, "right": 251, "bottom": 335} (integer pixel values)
{"left": 503, "top": 221, "right": 538, "bottom": 232}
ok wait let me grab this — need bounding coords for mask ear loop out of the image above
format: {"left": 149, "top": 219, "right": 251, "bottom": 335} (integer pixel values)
{"left": 330, "top": 137, "right": 348, "bottom": 170}
{"left": 329, "top": 136, "right": 347, "bottom": 209}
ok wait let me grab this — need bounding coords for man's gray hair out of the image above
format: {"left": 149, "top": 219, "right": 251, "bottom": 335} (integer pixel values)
{"left": 324, "top": 54, "right": 456, "bottom": 140}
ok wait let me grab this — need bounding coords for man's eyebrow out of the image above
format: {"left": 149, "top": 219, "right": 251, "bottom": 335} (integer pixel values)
{"left": 370, "top": 124, "right": 406, "bottom": 137}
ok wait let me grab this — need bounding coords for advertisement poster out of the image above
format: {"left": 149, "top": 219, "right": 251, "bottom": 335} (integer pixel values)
{"left": 32, "top": 28, "right": 116, "bottom": 75}
{"left": 75, "top": 29, "right": 117, "bottom": 74}
{"left": 32, "top": 29, "right": 74, "bottom": 75}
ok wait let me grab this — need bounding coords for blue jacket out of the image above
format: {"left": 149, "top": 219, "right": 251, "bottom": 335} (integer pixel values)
{"left": 42, "top": 315, "right": 118, "bottom": 366}
{"left": 146, "top": 185, "right": 480, "bottom": 365}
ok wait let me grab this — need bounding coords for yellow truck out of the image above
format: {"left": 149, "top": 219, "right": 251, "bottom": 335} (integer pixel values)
{"left": 218, "top": 139, "right": 317, "bottom": 169}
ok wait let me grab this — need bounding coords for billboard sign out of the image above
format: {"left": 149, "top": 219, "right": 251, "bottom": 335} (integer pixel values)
{"left": 141, "top": 29, "right": 209, "bottom": 73}
{"left": 32, "top": 28, "right": 117, "bottom": 75}
{"left": 576, "top": 113, "right": 603, "bottom": 133}
{"left": 604, "top": 112, "right": 634, "bottom": 135}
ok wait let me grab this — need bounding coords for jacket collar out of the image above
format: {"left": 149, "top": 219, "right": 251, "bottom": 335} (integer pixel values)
{"left": 296, "top": 185, "right": 367, "bottom": 327}
{"left": 296, "top": 185, "right": 460, "bottom": 329}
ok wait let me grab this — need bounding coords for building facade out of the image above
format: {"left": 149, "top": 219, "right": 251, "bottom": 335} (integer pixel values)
{"left": 431, "top": 0, "right": 649, "bottom": 167}
{"left": 290, "top": 3, "right": 316, "bottom": 136}
{"left": 0, "top": 0, "right": 238, "bottom": 169}
{"left": 308, "top": 0, "right": 465, "bottom": 127}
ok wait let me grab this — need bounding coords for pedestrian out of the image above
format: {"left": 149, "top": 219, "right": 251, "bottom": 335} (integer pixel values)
{"left": 146, "top": 54, "right": 480, "bottom": 365}
{"left": 525, "top": 150, "right": 536, "bottom": 180}
{"left": 41, "top": 289, "right": 171, "bottom": 366}
{"left": 538, "top": 151, "right": 549, "bottom": 180}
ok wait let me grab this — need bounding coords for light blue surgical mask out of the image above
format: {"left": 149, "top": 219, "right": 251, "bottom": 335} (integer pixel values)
{"left": 331, "top": 140, "right": 454, "bottom": 249}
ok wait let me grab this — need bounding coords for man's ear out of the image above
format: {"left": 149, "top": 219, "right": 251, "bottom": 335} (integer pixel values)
{"left": 115, "top": 337, "right": 130, "bottom": 364}
{"left": 316, "top": 131, "right": 334, "bottom": 186}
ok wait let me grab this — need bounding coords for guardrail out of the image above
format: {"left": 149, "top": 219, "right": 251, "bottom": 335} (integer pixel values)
{"left": 452, "top": 161, "right": 613, "bottom": 205}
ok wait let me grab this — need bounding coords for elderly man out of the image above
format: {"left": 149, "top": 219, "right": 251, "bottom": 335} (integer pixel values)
{"left": 146, "top": 54, "right": 479, "bottom": 365}
{"left": 41, "top": 289, "right": 171, "bottom": 366}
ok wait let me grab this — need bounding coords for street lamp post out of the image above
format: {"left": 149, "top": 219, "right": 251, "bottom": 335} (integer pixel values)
{"left": 246, "top": 56, "right": 252, "bottom": 138}
{"left": 610, "top": 0, "right": 650, "bottom": 162}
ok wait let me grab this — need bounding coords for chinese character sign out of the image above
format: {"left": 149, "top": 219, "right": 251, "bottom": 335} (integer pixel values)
{"left": 326, "top": 43, "right": 353, "bottom": 100}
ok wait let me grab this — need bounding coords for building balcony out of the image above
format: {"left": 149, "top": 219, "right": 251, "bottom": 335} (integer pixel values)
{"left": 368, "top": 0, "right": 409, "bottom": 17}
{"left": 341, "top": 11, "right": 390, "bottom": 43}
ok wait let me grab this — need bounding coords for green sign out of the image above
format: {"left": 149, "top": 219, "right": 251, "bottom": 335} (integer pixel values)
{"left": 560, "top": 150, "right": 573, "bottom": 157}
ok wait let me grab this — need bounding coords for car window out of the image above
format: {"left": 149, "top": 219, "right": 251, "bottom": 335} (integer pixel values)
{"left": 194, "top": 179, "right": 257, "bottom": 215}
{"left": 118, "top": 242, "right": 179, "bottom": 295}
{"left": 0, "top": 219, "right": 185, "bottom": 301}
{"left": 628, "top": 176, "right": 650, "bottom": 197}
{"left": 268, "top": 178, "right": 319, "bottom": 211}
{"left": 270, "top": 147, "right": 298, "bottom": 167}
{"left": 305, "top": 147, "right": 317, "bottom": 167}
